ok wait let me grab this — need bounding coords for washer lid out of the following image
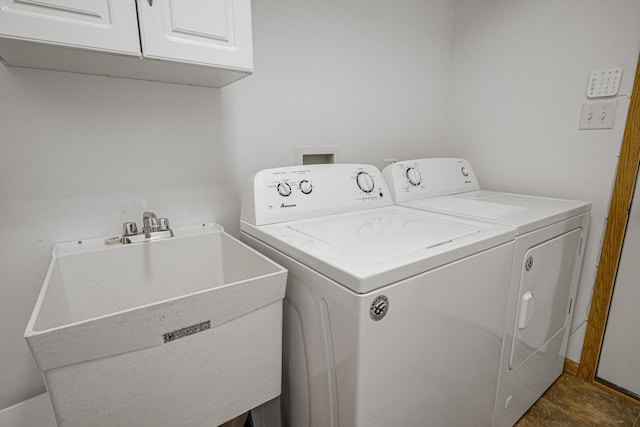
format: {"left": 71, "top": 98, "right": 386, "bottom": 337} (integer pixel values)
{"left": 406, "top": 191, "right": 591, "bottom": 235}
{"left": 289, "top": 208, "right": 478, "bottom": 262}
{"left": 241, "top": 205, "right": 515, "bottom": 293}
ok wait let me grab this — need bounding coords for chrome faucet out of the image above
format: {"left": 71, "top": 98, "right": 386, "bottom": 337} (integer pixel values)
{"left": 142, "top": 211, "right": 159, "bottom": 238}
{"left": 121, "top": 211, "right": 173, "bottom": 244}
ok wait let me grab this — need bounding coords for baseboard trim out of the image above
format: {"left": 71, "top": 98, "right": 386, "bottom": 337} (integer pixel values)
{"left": 593, "top": 379, "right": 640, "bottom": 407}
{"left": 563, "top": 358, "right": 579, "bottom": 376}
{"left": 563, "top": 358, "right": 640, "bottom": 406}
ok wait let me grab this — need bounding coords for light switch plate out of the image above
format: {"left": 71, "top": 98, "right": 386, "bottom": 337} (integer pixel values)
{"left": 579, "top": 100, "right": 617, "bottom": 130}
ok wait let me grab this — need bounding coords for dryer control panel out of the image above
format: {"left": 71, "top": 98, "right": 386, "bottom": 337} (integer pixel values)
{"left": 241, "top": 164, "right": 392, "bottom": 225}
{"left": 382, "top": 158, "right": 481, "bottom": 203}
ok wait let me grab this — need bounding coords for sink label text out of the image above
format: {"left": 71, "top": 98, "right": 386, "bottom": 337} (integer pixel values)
{"left": 163, "top": 320, "right": 211, "bottom": 343}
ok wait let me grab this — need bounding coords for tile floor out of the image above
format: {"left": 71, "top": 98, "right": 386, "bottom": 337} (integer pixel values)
{"left": 516, "top": 374, "right": 640, "bottom": 426}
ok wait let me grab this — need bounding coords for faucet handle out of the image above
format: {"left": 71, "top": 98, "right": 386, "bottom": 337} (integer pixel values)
{"left": 123, "top": 222, "right": 138, "bottom": 236}
{"left": 158, "top": 218, "right": 171, "bottom": 231}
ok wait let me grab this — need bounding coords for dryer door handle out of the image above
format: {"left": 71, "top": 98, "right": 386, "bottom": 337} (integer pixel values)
{"left": 518, "top": 292, "right": 535, "bottom": 330}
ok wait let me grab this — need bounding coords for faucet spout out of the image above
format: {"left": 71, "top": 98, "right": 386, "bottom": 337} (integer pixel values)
{"left": 142, "top": 211, "right": 159, "bottom": 238}
{"left": 120, "top": 211, "right": 172, "bottom": 245}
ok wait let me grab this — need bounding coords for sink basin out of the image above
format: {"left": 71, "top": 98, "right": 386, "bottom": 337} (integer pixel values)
{"left": 24, "top": 223, "right": 287, "bottom": 427}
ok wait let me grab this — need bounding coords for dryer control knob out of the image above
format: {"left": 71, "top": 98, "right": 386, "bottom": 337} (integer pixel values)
{"left": 356, "top": 171, "right": 375, "bottom": 193}
{"left": 461, "top": 166, "right": 469, "bottom": 177}
{"left": 299, "top": 180, "right": 313, "bottom": 194}
{"left": 277, "top": 182, "right": 292, "bottom": 197}
{"left": 406, "top": 167, "right": 422, "bottom": 186}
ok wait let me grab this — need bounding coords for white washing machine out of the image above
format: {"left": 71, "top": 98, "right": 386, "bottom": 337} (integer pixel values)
{"left": 382, "top": 158, "right": 591, "bottom": 426}
{"left": 240, "top": 164, "right": 516, "bottom": 427}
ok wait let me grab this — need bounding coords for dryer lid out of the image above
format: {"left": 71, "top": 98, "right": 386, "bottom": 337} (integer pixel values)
{"left": 411, "top": 191, "right": 591, "bottom": 235}
{"left": 407, "top": 196, "right": 524, "bottom": 220}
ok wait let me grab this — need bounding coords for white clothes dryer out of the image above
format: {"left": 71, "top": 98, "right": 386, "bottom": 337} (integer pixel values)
{"left": 240, "top": 164, "right": 516, "bottom": 427}
{"left": 382, "top": 158, "right": 591, "bottom": 427}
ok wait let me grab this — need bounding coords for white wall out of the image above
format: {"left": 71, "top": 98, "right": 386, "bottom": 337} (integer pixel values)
{"left": 0, "top": 0, "right": 456, "bottom": 410}
{"left": 446, "top": 0, "right": 640, "bottom": 361}
{"left": 221, "top": 0, "right": 455, "bottom": 219}
{"left": 0, "top": 67, "right": 232, "bottom": 409}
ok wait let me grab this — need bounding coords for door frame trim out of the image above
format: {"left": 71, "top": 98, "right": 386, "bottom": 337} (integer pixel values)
{"left": 577, "top": 55, "right": 640, "bottom": 394}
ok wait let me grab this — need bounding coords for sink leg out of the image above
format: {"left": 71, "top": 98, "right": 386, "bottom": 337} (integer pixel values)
{"left": 250, "top": 397, "right": 282, "bottom": 427}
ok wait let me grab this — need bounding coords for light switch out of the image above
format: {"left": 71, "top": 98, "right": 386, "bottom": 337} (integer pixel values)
{"left": 579, "top": 100, "right": 617, "bottom": 130}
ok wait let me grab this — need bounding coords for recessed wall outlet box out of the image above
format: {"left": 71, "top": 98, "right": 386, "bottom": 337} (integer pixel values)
{"left": 587, "top": 68, "right": 622, "bottom": 98}
{"left": 579, "top": 100, "right": 617, "bottom": 130}
{"left": 295, "top": 146, "right": 341, "bottom": 165}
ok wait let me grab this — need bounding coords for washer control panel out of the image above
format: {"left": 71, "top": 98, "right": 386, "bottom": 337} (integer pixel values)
{"left": 242, "top": 164, "right": 391, "bottom": 225}
{"left": 382, "top": 158, "right": 480, "bottom": 203}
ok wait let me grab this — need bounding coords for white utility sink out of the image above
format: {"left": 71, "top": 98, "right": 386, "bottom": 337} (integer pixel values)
{"left": 24, "top": 223, "right": 287, "bottom": 427}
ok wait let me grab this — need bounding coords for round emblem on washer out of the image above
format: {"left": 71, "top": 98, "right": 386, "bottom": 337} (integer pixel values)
{"left": 370, "top": 295, "right": 389, "bottom": 321}
{"left": 525, "top": 256, "right": 534, "bottom": 271}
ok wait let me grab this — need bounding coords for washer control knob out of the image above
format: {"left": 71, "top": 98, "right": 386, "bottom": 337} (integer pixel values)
{"left": 356, "top": 171, "right": 375, "bottom": 193}
{"left": 461, "top": 166, "right": 469, "bottom": 177}
{"left": 299, "top": 180, "right": 313, "bottom": 194}
{"left": 277, "top": 182, "right": 292, "bottom": 197}
{"left": 406, "top": 167, "right": 422, "bottom": 186}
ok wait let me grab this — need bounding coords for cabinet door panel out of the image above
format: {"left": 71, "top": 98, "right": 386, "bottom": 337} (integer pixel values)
{"left": 172, "top": 0, "right": 229, "bottom": 39}
{"left": 137, "top": 0, "right": 253, "bottom": 71}
{"left": 0, "top": 0, "right": 140, "bottom": 54}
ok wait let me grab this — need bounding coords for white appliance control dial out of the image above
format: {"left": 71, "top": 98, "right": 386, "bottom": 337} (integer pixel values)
{"left": 406, "top": 167, "right": 422, "bottom": 186}
{"left": 461, "top": 167, "right": 469, "bottom": 177}
{"left": 356, "top": 171, "right": 375, "bottom": 193}
{"left": 299, "top": 180, "right": 313, "bottom": 194}
{"left": 277, "top": 182, "right": 292, "bottom": 197}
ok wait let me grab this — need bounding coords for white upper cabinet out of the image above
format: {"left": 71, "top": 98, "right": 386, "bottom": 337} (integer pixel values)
{"left": 0, "top": 0, "right": 140, "bottom": 55}
{"left": 0, "top": 0, "right": 253, "bottom": 87}
{"left": 138, "top": 0, "right": 253, "bottom": 71}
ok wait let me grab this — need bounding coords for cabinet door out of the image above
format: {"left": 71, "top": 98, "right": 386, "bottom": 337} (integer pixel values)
{"left": 137, "top": 0, "right": 253, "bottom": 71}
{"left": 0, "top": 0, "right": 140, "bottom": 55}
